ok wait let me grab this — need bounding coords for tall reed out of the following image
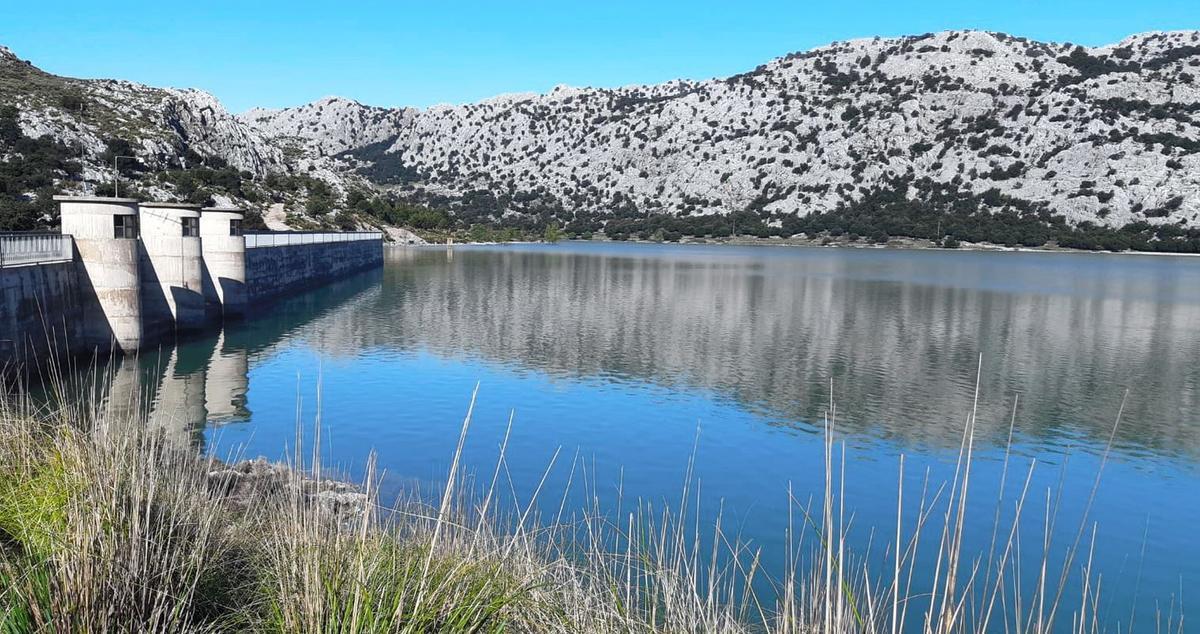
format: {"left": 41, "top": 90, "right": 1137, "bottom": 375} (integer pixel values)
{"left": 0, "top": 368, "right": 1186, "bottom": 633}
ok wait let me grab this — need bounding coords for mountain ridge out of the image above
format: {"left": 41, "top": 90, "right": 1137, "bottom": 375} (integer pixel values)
{"left": 2, "top": 29, "right": 1199, "bottom": 248}
{"left": 246, "top": 29, "right": 1200, "bottom": 231}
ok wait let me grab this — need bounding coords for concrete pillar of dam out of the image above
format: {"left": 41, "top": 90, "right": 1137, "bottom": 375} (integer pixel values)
{"left": 55, "top": 196, "right": 143, "bottom": 352}
{"left": 199, "top": 206, "right": 247, "bottom": 318}
{"left": 138, "top": 202, "right": 206, "bottom": 335}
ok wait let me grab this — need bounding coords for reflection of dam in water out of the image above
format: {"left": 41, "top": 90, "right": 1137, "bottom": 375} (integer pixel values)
{"left": 90, "top": 266, "right": 385, "bottom": 448}
{"left": 82, "top": 244, "right": 1200, "bottom": 460}
{"left": 150, "top": 346, "right": 208, "bottom": 448}
{"left": 97, "top": 331, "right": 251, "bottom": 450}
{"left": 205, "top": 333, "right": 249, "bottom": 424}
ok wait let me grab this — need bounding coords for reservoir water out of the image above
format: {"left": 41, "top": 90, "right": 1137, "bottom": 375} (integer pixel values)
{"left": 89, "top": 242, "right": 1198, "bottom": 629}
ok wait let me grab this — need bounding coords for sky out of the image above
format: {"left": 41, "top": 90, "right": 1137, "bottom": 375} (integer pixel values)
{"left": 1, "top": 0, "right": 1197, "bottom": 113}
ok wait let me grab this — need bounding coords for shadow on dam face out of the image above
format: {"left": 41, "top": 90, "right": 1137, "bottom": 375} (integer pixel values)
{"left": 138, "top": 203, "right": 207, "bottom": 337}
{"left": 1, "top": 258, "right": 110, "bottom": 379}
{"left": 200, "top": 261, "right": 248, "bottom": 324}
{"left": 136, "top": 237, "right": 207, "bottom": 341}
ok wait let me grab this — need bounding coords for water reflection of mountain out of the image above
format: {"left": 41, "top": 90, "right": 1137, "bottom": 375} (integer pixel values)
{"left": 95, "top": 245, "right": 1200, "bottom": 460}
{"left": 287, "top": 245, "right": 1197, "bottom": 459}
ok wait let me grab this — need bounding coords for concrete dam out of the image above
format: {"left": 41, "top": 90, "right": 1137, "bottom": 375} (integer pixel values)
{"left": 1, "top": 196, "right": 383, "bottom": 369}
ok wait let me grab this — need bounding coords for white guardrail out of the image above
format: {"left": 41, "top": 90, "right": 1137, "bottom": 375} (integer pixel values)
{"left": 0, "top": 233, "right": 74, "bottom": 268}
{"left": 244, "top": 231, "right": 383, "bottom": 249}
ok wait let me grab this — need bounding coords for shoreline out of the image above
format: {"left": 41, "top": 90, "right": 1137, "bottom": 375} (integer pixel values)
{"left": 401, "top": 234, "right": 1200, "bottom": 257}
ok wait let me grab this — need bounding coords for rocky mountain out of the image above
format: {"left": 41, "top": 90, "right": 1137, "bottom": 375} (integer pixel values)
{"left": 249, "top": 30, "right": 1200, "bottom": 233}
{"left": 3, "top": 30, "right": 1200, "bottom": 247}
{"left": 0, "top": 44, "right": 281, "bottom": 177}
{"left": 240, "top": 97, "right": 415, "bottom": 157}
{"left": 0, "top": 44, "right": 356, "bottom": 222}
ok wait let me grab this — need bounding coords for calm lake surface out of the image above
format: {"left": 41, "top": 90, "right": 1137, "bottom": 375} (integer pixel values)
{"left": 96, "top": 242, "right": 1198, "bottom": 628}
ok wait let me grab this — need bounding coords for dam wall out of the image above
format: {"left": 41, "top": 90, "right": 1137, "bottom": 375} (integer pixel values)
{"left": 1, "top": 199, "right": 383, "bottom": 371}
{"left": 0, "top": 257, "right": 84, "bottom": 370}
{"left": 200, "top": 207, "right": 248, "bottom": 318}
{"left": 244, "top": 233, "right": 383, "bottom": 303}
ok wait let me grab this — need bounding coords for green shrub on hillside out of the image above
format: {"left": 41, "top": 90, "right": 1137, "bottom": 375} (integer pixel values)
{"left": 0, "top": 106, "right": 81, "bottom": 230}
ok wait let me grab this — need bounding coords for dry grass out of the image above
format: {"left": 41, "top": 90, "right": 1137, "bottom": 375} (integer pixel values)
{"left": 0, "top": 371, "right": 1187, "bottom": 633}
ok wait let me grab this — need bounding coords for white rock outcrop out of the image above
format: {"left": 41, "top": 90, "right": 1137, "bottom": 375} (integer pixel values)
{"left": 246, "top": 30, "right": 1200, "bottom": 228}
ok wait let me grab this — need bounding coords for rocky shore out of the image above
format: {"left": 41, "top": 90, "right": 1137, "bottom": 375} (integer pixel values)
{"left": 206, "top": 456, "right": 368, "bottom": 516}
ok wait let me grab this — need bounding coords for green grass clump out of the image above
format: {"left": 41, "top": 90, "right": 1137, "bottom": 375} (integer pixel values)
{"left": 261, "top": 533, "right": 532, "bottom": 633}
{"left": 0, "top": 448, "right": 76, "bottom": 558}
{"left": 0, "top": 393, "right": 565, "bottom": 633}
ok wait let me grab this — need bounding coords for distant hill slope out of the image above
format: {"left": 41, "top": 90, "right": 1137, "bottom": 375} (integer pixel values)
{"left": 3, "top": 31, "right": 1200, "bottom": 249}
{"left": 246, "top": 30, "right": 1200, "bottom": 233}
{"left": 0, "top": 44, "right": 356, "bottom": 228}
{"left": 0, "top": 44, "right": 282, "bottom": 176}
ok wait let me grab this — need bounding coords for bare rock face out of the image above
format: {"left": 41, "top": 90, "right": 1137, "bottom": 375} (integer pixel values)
{"left": 1, "top": 49, "right": 285, "bottom": 180}
{"left": 263, "top": 203, "right": 291, "bottom": 230}
{"left": 382, "top": 225, "right": 428, "bottom": 245}
{"left": 240, "top": 96, "right": 416, "bottom": 156}
{"left": 246, "top": 30, "right": 1200, "bottom": 229}
{"left": 158, "top": 89, "right": 284, "bottom": 174}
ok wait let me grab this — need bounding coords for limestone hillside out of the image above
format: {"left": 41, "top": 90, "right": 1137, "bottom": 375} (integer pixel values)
{"left": 0, "top": 44, "right": 351, "bottom": 214}
{"left": 3, "top": 30, "right": 1199, "bottom": 235}
{"left": 0, "top": 45, "right": 280, "bottom": 178}
{"left": 244, "top": 30, "right": 1200, "bottom": 231}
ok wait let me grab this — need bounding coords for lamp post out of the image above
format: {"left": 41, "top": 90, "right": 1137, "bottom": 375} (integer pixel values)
{"left": 112, "top": 155, "right": 137, "bottom": 198}
{"left": 77, "top": 103, "right": 86, "bottom": 166}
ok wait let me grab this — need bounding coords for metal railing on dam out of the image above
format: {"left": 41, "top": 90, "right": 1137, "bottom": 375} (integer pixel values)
{"left": 0, "top": 232, "right": 74, "bottom": 268}
{"left": 244, "top": 231, "right": 383, "bottom": 249}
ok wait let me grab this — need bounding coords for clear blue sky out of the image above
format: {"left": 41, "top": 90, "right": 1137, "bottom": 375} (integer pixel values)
{"left": 1, "top": 0, "right": 1197, "bottom": 113}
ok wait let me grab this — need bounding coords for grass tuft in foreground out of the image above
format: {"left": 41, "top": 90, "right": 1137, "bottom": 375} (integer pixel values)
{"left": 0, "top": 377, "right": 1187, "bottom": 633}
